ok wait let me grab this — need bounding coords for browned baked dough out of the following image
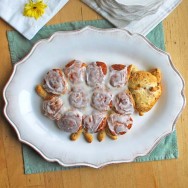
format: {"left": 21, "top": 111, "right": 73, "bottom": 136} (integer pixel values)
{"left": 96, "top": 61, "right": 107, "bottom": 75}
{"left": 111, "top": 64, "right": 125, "bottom": 71}
{"left": 128, "top": 69, "right": 162, "bottom": 116}
{"left": 35, "top": 84, "right": 54, "bottom": 100}
{"left": 83, "top": 131, "right": 93, "bottom": 143}
{"left": 65, "top": 60, "right": 86, "bottom": 68}
{"left": 97, "top": 129, "right": 106, "bottom": 142}
{"left": 149, "top": 68, "right": 161, "bottom": 83}
{"left": 70, "top": 128, "right": 83, "bottom": 141}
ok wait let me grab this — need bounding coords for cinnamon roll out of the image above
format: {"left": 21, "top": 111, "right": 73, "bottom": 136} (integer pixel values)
{"left": 69, "top": 86, "right": 89, "bottom": 109}
{"left": 113, "top": 90, "right": 135, "bottom": 115}
{"left": 56, "top": 110, "right": 82, "bottom": 133}
{"left": 109, "top": 64, "right": 129, "bottom": 87}
{"left": 43, "top": 69, "right": 67, "bottom": 95}
{"left": 83, "top": 111, "right": 107, "bottom": 133}
{"left": 64, "top": 60, "right": 86, "bottom": 84}
{"left": 107, "top": 113, "right": 133, "bottom": 136}
{"left": 86, "top": 61, "right": 107, "bottom": 87}
{"left": 42, "top": 96, "right": 63, "bottom": 120}
{"left": 91, "top": 87, "right": 112, "bottom": 112}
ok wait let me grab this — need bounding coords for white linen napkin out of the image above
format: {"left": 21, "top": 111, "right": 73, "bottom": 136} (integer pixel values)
{"left": 82, "top": 0, "right": 182, "bottom": 36}
{"left": 0, "top": 0, "right": 69, "bottom": 40}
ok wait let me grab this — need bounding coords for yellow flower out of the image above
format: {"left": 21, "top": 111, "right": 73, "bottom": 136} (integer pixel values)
{"left": 23, "top": 0, "right": 47, "bottom": 20}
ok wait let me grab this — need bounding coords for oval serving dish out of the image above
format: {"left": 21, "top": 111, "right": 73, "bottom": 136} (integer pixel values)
{"left": 3, "top": 26, "right": 185, "bottom": 168}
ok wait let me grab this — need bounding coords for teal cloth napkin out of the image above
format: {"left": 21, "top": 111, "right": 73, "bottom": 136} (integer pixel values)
{"left": 7, "top": 20, "right": 178, "bottom": 174}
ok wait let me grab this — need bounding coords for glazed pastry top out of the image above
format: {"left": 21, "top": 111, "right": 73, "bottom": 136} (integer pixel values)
{"left": 109, "top": 64, "right": 128, "bottom": 87}
{"left": 69, "top": 86, "right": 89, "bottom": 109}
{"left": 83, "top": 111, "right": 106, "bottom": 133}
{"left": 56, "top": 110, "right": 82, "bottom": 133}
{"left": 64, "top": 60, "right": 86, "bottom": 84}
{"left": 42, "top": 96, "right": 63, "bottom": 120}
{"left": 37, "top": 60, "right": 161, "bottom": 137}
{"left": 107, "top": 113, "right": 133, "bottom": 136}
{"left": 43, "top": 69, "right": 67, "bottom": 95}
{"left": 86, "top": 62, "right": 106, "bottom": 87}
{"left": 113, "top": 91, "right": 134, "bottom": 115}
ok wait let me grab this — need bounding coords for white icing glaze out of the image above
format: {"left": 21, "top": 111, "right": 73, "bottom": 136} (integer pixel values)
{"left": 64, "top": 60, "right": 86, "bottom": 84}
{"left": 86, "top": 62, "right": 105, "bottom": 87}
{"left": 83, "top": 111, "right": 106, "bottom": 133}
{"left": 42, "top": 96, "right": 63, "bottom": 120}
{"left": 56, "top": 110, "right": 82, "bottom": 133}
{"left": 43, "top": 69, "right": 67, "bottom": 95}
{"left": 69, "top": 86, "right": 89, "bottom": 109}
{"left": 107, "top": 113, "right": 133, "bottom": 136}
{"left": 91, "top": 87, "right": 112, "bottom": 112}
{"left": 113, "top": 91, "right": 134, "bottom": 115}
{"left": 40, "top": 61, "right": 136, "bottom": 136}
{"left": 109, "top": 66, "right": 127, "bottom": 87}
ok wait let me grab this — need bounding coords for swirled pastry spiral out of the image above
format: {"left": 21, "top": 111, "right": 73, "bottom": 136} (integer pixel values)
{"left": 83, "top": 111, "right": 106, "bottom": 133}
{"left": 113, "top": 90, "right": 135, "bottom": 115}
{"left": 107, "top": 113, "right": 133, "bottom": 136}
{"left": 56, "top": 110, "right": 82, "bottom": 133}
{"left": 43, "top": 69, "right": 67, "bottom": 95}
{"left": 86, "top": 61, "right": 107, "bottom": 87}
{"left": 64, "top": 60, "right": 86, "bottom": 84}
{"left": 91, "top": 87, "right": 112, "bottom": 112}
{"left": 42, "top": 96, "right": 63, "bottom": 120}
{"left": 69, "top": 86, "right": 89, "bottom": 109}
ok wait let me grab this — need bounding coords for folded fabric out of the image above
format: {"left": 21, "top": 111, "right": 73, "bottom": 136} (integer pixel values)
{"left": 0, "top": 0, "right": 69, "bottom": 40}
{"left": 82, "top": 0, "right": 182, "bottom": 36}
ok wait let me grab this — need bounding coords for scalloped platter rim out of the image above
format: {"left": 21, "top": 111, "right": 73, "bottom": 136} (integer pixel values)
{"left": 3, "top": 26, "right": 185, "bottom": 168}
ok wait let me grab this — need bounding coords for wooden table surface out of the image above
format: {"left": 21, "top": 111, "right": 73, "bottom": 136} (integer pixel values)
{"left": 0, "top": 0, "right": 187, "bottom": 187}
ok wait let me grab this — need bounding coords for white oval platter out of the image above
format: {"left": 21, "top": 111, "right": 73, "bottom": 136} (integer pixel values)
{"left": 3, "top": 26, "right": 185, "bottom": 168}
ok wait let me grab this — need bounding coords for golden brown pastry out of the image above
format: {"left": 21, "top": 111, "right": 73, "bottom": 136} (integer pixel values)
{"left": 97, "top": 130, "right": 106, "bottom": 142}
{"left": 128, "top": 68, "right": 162, "bottom": 116}
{"left": 83, "top": 131, "right": 93, "bottom": 143}
{"left": 35, "top": 84, "right": 54, "bottom": 100}
{"left": 70, "top": 128, "right": 83, "bottom": 141}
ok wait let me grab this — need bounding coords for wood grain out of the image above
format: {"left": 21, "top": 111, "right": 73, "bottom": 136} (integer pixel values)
{"left": 0, "top": 0, "right": 187, "bottom": 187}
